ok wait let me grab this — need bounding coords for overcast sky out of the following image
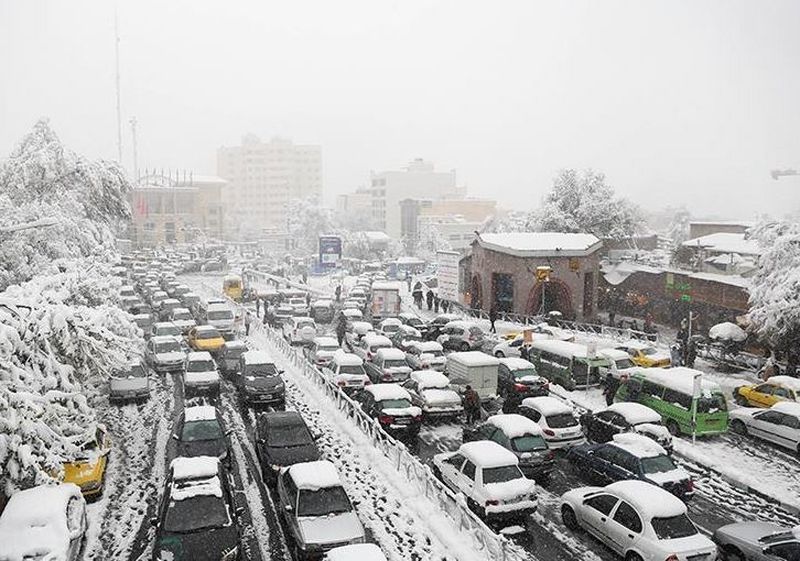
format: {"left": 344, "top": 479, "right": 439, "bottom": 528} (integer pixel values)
{"left": 2, "top": 0, "right": 799, "bottom": 219}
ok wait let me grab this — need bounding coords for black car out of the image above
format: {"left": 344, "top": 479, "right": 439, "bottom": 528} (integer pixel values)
{"left": 172, "top": 405, "right": 232, "bottom": 467}
{"left": 152, "top": 456, "right": 242, "bottom": 561}
{"left": 356, "top": 384, "right": 422, "bottom": 440}
{"left": 255, "top": 411, "right": 320, "bottom": 484}
{"left": 234, "top": 351, "right": 286, "bottom": 408}
{"left": 565, "top": 436, "right": 694, "bottom": 500}
{"left": 580, "top": 402, "right": 674, "bottom": 454}
{"left": 497, "top": 358, "right": 549, "bottom": 412}
{"left": 424, "top": 314, "right": 459, "bottom": 341}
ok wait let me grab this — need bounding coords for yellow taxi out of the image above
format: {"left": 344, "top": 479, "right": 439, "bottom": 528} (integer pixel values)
{"left": 734, "top": 376, "right": 800, "bottom": 408}
{"left": 63, "top": 426, "right": 111, "bottom": 498}
{"left": 615, "top": 340, "right": 671, "bottom": 368}
{"left": 187, "top": 325, "right": 225, "bottom": 353}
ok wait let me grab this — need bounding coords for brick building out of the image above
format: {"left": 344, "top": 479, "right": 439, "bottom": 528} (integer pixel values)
{"left": 467, "top": 233, "right": 603, "bottom": 321}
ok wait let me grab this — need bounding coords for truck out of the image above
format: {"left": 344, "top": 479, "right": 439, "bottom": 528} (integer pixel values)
{"left": 445, "top": 351, "right": 500, "bottom": 401}
{"left": 369, "top": 282, "right": 401, "bottom": 323}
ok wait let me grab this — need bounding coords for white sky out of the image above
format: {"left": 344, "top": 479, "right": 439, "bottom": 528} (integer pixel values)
{"left": 1, "top": 0, "right": 799, "bottom": 218}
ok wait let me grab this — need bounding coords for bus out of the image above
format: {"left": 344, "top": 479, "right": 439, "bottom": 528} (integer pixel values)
{"left": 528, "top": 339, "right": 611, "bottom": 390}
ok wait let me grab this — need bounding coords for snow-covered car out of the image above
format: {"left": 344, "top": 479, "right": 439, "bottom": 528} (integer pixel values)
{"left": 352, "top": 332, "right": 393, "bottom": 362}
{"left": 217, "top": 340, "right": 248, "bottom": 378}
{"left": 615, "top": 340, "right": 671, "bottom": 368}
{"left": 390, "top": 325, "right": 423, "bottom": 353}
{"left": 581, "top": 402, "right": 674, "bottom": 454}
{"left": 597, "top": 348, "right": 639, "bottom": 381}
{"left": 364, "top": 347, "right": 413, "bottom": 384}
{"left": 62, "top": 426, "right": 112, "bottom": 498}
{"left": 713, "top": 521, "right": 800, "bottom": 561}
{"left": 566, "top": 433, "right": 693, "bottom": 500}
{"left": 323, "top": 350, "right": 371, "bottom": 394}
{"left": 153, "top": 456, "right": 242, "bottom": 561}
{"left": 433, "top": 440, "right": 537, "bottom": 523}
{"left": 167, "top": 306, "right": 197, "bottom": 334}
{"left": 305, "top": 336, "right": 341, "bottom": 367}
{"left": 345, "top": 320, "right": 374, "bottom": 349}
{"left": 109, "top": 359, "right": 150, "bottom": 402}
{"left": 151, "top": 321, "right": 182, "bottom": 339}
{"left": 255, "top": 411, "right": 320, "bottom": 485}
{"left": 492, "top": 334, "right": 528, "bottom": 359}
{"left": 309, "top": 299, "right": 335, "bottom": 323}
{"left": 183, "top": 351, "right": 221, "bottom": 397}
{"left": 377, "top": 317, "right": 403, "bottom": 338}
{"left": 437, "top": 320, "right": 485, "bottom": 352}
{"left": 234, "top": 350, "right": 285, "bottom": 407}
{"left": 146, "top": 335, "right": 186, "bottom": 373}
{"left": 133, "top": 312, "right": 153, "bottom": 335}
{"left": 463, "top": 413, "right": 555, "bottom": 484}
{"left": 282, "top": 316, "right": 317, "bottom": 346}
{"left": 729, "top": 401, "right": 800, "bottom": 453}
{"left": 497, "top": 357, "right": 549, "bottom": 411}
{"left": 518, "top": 396, "right": 585, "bottom": 449}
{"left": 273, "top": 304, "right": 295, "bottom": 326}
{"left": 734, "top": 376, "right": 800, "bottom": 408}
{"left": 287, "top": 296, "right": 310, "bottom": 316}
{"left": 157, "top": 298, "right": 182, "bottom": 322}
{"left": 561, "top": 480, "right": 715, "bottom": 561}
{"left": 324, "top": 544, "right": 388, "bottom": 561}
{"left": 276, "top": 461, "right": 366, "bottom": 559}
{"left": 356, "top": 383, "right": 422, "bottom": 439}
{"left": 172, "top": 405, "right": 231, "bottom": 467}
{"left": 204, "top": 304, "right": 236, "bottom": 335}
{"left": 405, "top": 341, "right": 447, "bottom": 371}
{"left": 402, "top": 370, "right": 462, "bottom": 420}
{"left": 398, "top": 312, "right": 428, "bottom": 337}
{"left": 150, "top": 290, "right": 169, "bottom": 309}
{"left": 0, "top": 483, "right": 87, "bottom": 561}
{"left": 338, "top": 307, "right": 363, "bottom": 326}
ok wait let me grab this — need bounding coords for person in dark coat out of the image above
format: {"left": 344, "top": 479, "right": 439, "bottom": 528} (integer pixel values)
{"left": 335, "top": 285, "right": 342, "bottom": 302}
{"left": 335, "top": 314, "right": 347, "bottom": 347}
{"left": 426, "top": 290, "right": 434, "bottom": 311}
{"left": 244, "top": 312, "right": 252, "bottom": 336}
{"left": 463, "top": 385, "right": 481, "bottom": 424}
{"left": 489, "top": 308, "right": 498, "bottom": 334}
{"left": 603, "top": 374, "right": 619, "bottom": 406}
{"left": 412, "top": 283, "right": 424, "bottom": 308}
{"left": 433, "top": 294, "right": 440, "bottom": 313}
{"left": 441, "top": 299, "right": 449, "bottom": 313}
{"left": 255, "top": 296, "right": 261, "bottom": 317}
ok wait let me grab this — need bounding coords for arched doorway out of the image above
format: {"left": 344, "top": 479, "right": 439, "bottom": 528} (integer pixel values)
{"left": 526, "top": 279, "right": 573, "bottom": 319}
{"left": 470, "top": 274, "right": 483, "bottom": 310}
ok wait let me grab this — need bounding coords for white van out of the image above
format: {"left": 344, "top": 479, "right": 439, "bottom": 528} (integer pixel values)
{"left": 597, "top": 348, "right": 638, "bottom": 380}
{"left": 445, "top": 351, "right": 499, "bottom": 401}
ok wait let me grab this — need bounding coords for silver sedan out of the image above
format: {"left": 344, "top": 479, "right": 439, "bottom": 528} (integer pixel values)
{"left": 713, "top": 521, "right": 800, "bottom": 560}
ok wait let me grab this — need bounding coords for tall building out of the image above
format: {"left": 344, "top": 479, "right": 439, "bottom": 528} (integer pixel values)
{"left": 400, "top": 196, "right": 497, "bottom": 253}
{"left": 217, "top": 134, "right": 322, "bottom": 238}
{"left": 335, "top": 187, "right": 374, "bottom": 229}
{"left": 369, "top": 158, "right": 461, "bottom": 238}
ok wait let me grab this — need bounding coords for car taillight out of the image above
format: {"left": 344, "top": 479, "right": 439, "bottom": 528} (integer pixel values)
{"left": 543, "top": 429, "right": 555, "bottom": 436}
{"left": 485, "top": 499, "right": 499, "bottom": 506}
{"left": 685, "top": 479, "right": 694, "bottom": 491}
{"left": 367, "top": 352, "right": 372, "bottom": 360}
{"left": 543, "top": 382, "right": 550, "bottom": 391}
{"left": 378, "top": 414, "right": 394, "bottom": 425}
{"left": 422, "top": 363, "right": 429, "bottom": 369}
{"left": 364, "top": 379, "right": 372, "bottom": 385}
{"left": 513, "top": 383, "right": 528, "bottom": 392}
{"left": 382, "top": 373, "right": 392, "bottom": 381}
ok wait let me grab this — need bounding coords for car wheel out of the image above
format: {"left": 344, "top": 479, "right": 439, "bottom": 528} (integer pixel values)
{"left": 625, "top": 553, "right": 643, "bottom": 561}
{"left": 730, "top": 419, "right": 747, "bottom": 435}
{"left": 494, "top": 351, "right": 505, "bottom": 358}
{"left": 722, "top": 545, "right": 745, "bottom": 561}
{"left": 561, "top": 504, "right": 579, "bottom": 530}
{"left": 666, "top": 420, "right": 680, "bottom": 436}
{"left": 460, "top": 342, "right": 470, "bottom": 352}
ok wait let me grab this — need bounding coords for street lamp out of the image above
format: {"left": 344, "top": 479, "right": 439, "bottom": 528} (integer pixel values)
{"left": 536, "top": 266, "right": 552, "bottom": 316}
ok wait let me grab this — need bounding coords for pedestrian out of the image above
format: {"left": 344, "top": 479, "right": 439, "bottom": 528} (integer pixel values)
{"left": 519, "top": 343, "right": 530, "bottom": 361}
{"left": 441, "top": 299, "right": 449, "bottom": 313}
{"left": 603, "top": 374, "right": 619, "bottom": 406}
{"left": 335, "top": 285, "right": 342, "bottom": 302}
{"left": 433, "top": 294, "right": 440, "bottom": 313}
{"left": 489, "top": 307, "right": 498, "bottom": 334}
{"left": 405, "top": 272, "right": 412, "bottom": 291}
{"left": 335, "top": 314, "right": 347, "bottom": 347}
{"left": 670, "top": 342, "right": 682, "bottom": 367}
{"left": 244, "top": 311, "right": 252, "bottom": 336}
{"left": 426, "top": 290, "right": 434, "bottom": 311}
{"left": 255, "top": 296, "right": 261, "bottom": 318}
{"left": 686, "top": 340, "right": 697, "bottom": 368}
{"left": 463, "top": 385, "right": 480, "bottom": 424}
{"left": 412, "top": 283, "right": 423, "bottom": 308}
{"left": 608, "top": 310, "right": 616, "bottom": 327}
{"left": 306, "top": 292, "right": 311, "bottom": 307}
{"left": 262, "top": 306, "right": 269, "bottom": 326}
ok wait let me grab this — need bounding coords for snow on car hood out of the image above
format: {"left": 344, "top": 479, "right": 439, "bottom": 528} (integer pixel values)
{"left": 516, "top": 375, "right": 543, "bottom": 384}
{"left": 656, "top": 533, "right": 716, "bottom": 557}
{"left": 422, "top": 388, "right": 461, "bottom": 406}
{"left": 155, "top": 351, "right": 184, "bottom": 362}
{"left": 635, "top": 423, "right": 672, "bottom": 444}
{"left": 645, "top": 467, "right": 690, "bottom": 485}
{"left": 184, "top": 371, "right": 220, "bottom": 384}
{"left": 297, "top": 511, "right": 364, "bottom": 546}
{"left": 383, "top": 406, "right": 422, "bottom": 417}
{"left": 484, "top": 477, "right": 536, "bottom": 502}
{"left": 110, "top": 377, "right": 148, "bottom": 391}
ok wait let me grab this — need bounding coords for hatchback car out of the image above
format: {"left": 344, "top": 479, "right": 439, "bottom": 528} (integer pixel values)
{"left": 187, "top": 325, "right": 226, "bottom": 354}
{"left": 518, "top": 396, "right": 585, "bottom": 449}
{"left": 438, "top": 321, "right": 485, "bottom": 352}
{"left": 713, "top": 521, "right": 800, "bottom": 561}
{"left": 405, "top": 341, "right": 446, "bottom": 371}
{"left": 581, "top": 402, "right": 674, "bottom": 454}
{"left": 305, "top": 336, "right": 341, "bottom": 367}
{"left": 255, "top": 411, "right": 320, "bottom": 484}
{"left": 356, "top": 384, "right": 422, "bottom": 439}
{"left": 217, "top": 340, "right": 248, "bottom": 378}
{"left": 615, "top": 340, "right": 671, "bottom": 368}
{"left": 734, "top": 376, "right": 800, "bottom": 408}
{"left": 322, "top": 350, "right": 371, "bottom": 394}
{"left": 283, "top": 316, "right": 317, "bottom": 346}
{"left": 62, "top": 426, "right": 112, "bottom": 498}
{"left": 398, "top": 312, "right": 428, "bottom": 336}
{"left": 390, "top": 325, "right": 424, "bottom": 353}
{"left": 497, "top": 357, "right": 549, "bottom": 411}
{"left": 277, "top": 461, "right": 366, "bottom": 559}
{"left": 402, "top": 370, "right": 462, "bottom": 420}
{"left": 168, "top": 306, "right": 197, "bottom": 334}
{"left": 377, "top": 317, "right": 403, "bottom": 338}
{"left": 352, "top": 333, "right": 393, "bottom": 362}
{"left": 235, "top": 350, "right": 285, "bottom": 407}
{"left": 109, "top": 359, "right": 150, "bottom": 402}
{"left": 364, "top": 347, "right": 413, "bottom": 384}
{"left": 183, "top": 351, "right": 221, "bottom": 397}
{"left": 172, "top": 405, "right": 231, "bottom": 467}
{"left": 151, "top": 321, "right": 183, "bottom": 339}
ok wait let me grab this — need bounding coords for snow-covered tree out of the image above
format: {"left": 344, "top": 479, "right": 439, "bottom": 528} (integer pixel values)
{"left": 747, "top": 219, "right": 800, "bottom": 354}
{"left": 285, "top": 196, "right": 336, "bottom": 255}
{"left": 416, "top": 220, "right": 453, "bottom": 261}
{"left": 0, "top": 120, "right": 132, "bottom": 290}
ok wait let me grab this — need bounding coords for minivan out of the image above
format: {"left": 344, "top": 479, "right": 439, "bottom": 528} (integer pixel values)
{"left": 528, "top": 340, "right": 610, "bottom": 390}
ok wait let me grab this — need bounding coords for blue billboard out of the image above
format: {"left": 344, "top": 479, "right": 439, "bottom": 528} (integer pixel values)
{"left": 319, "top": 235, "right": 342, "bottom": 269}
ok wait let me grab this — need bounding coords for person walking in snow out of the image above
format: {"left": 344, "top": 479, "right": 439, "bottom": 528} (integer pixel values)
{"left": 426, "top": 290, "right": 434, "bottom": 311}
{"left": 412, "top": 283, "right": 424, "bottom": 308}
{"left": 489, "top": 307, "right": 498, "bottom": 334}
{"left": 244, "top": 311, "right": 252, "bottom": 336}
{"left": 336, "top": 314, "right": 347, "bottom": 347}
{"left": 335, "top": 284, "right": 342, "bottom": 302}
{"left": 463, "top": 385, "right": 481, "bottom": 425}
{"left": 255, "top": 296, "right": 261, "bottom": 318}
{"left": 433, "top": 294, "right": 440, "bottom": 313}
{"left": 670, "top": 342, "right": 682, "bottom": 367}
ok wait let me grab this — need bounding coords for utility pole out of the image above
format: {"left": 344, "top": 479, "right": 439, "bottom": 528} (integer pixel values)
{"left": 114, "top": 6, "right": 123, "bottom": 163}
{"left": 129, "top": 117, "right": 138, "bottom": 180}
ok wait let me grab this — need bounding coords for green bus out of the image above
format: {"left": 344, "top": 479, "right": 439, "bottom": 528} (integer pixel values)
{"left": 614, "top": 367, "right": 729, "bottom": 436}
{"left": 528, "top": 340, "right": 611, "bottom": 391}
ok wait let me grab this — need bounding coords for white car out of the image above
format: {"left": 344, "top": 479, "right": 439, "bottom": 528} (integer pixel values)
{"left": 205, "top": 304, "right": 236, "bottom": 334}
{"left": 184, "top": 351, "right": 221, "bottom": 397}
{"left": 560, "top": 480, "right": 716, "bottom": 561}
{"left": 109, "top": 358, "right": 150, "bottom": 402}
{"left": 323, "top": 350, "right": 371, "bottom": 393}
{"left": 287, "top": 296, "right": 309, "bottom": 315}
{"left": 519, "top": 396, "right": 585, "bottom": 449}
{"left": 168, "top": 306, "right": 197, "bottom": 334}
{"left": 345, "top": 321, "right": 375, "bottom": 349}
{"left": 403, "top": 370, "right": 462, "bottom": 419}
{"left": 282, "top": 316, "right": 317, "bottom": 346}
{"left": 305, "top": 336, "right": 341, "bottom": 367}
{"left": 325, "top": 544, "right": 388, "bottom": 561}
{"left": 0, "top": 483, "right": 87, "bottom": 561}
{"left": 352, "top": 333, "right": 393, "bottom": 362}
{"left": 151, "top": 321, "right": 182, "bottom": 339}
{"left": 433, "top": 440, "right": 537, "bottom": 523}
{"left": 598, "top": 348, "right": 638, "bottom": 380}
{"left": 405, "top": 341, "right": 447, "bottom": 371}
{"left": 377, "top": 317, "right": 403, "bottom": 338}
{"left": 729, "top": 401, "right": 800, "bottom": 453}
{"left": 492, "top": 334, "right": 528, "bottom": 359}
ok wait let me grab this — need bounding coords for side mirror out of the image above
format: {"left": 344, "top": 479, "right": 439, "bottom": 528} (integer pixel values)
{"left": 171, "top": 434, "right": 179, "bottom": 440}
{"left": 284, "top": 504, "right": 293, "bottom": 513}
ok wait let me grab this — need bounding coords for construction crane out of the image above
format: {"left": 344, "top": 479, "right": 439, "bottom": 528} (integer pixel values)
{"left": 771, "top": 168, "right": 798, "bottom": 180}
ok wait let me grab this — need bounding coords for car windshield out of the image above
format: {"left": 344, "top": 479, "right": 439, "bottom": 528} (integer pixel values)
{"left": 382, "top": 325, "right": 399, "bottom": 333}
{"left": 546, "top": 413, "right": 578, "bottom": 428}
{"left": 615, "top": 358, "right": 635, "bottom": 369}
{"left": 513, "top": 368, "right": 538, "bottom": 380}
{"left": 157, "top": 326, "right": 181, "bottom": 336}
{"left": 380, "top": 398, "right": 412, "bottom": 409}
{"left": 407, "top": 318, "right": 424, "bottom": 327}
{"left": 339, "top": 365, "right": 366, "bottom": 376}
{"left": 127, "top": 364, "right": 147, "bottom": 378}
{"left": 187, "top": 360, "right": 215, "bottom": 372}
{"left": 640, "top": 347, "right": 658, "bottom": 356}
{"left": 640, "top": 455, "right": 677, "bottom": 474}
{"left": 697, "top": 393, "right": 727, "bottom": 413}
{"left": 164, "top": 493, "right": 230, "bottom": 532}
{"left": 268, "top": 424, "right": 313, "bottom": 447}
{"left": 245, "top": 364, "right": 278, "bottom": 377}
{"left": 225, "top": 348, "right": 245, "bottom": 359}
{"left": 172, "top": 310, "right": 192, "bottom": 321}
{"left": 424, "top": 350, "right": 444, "bottom": 358}
{"left": 510, "top": 435, "right": 548, "bottom": 452}
{"left": 198, "top": 330, "right": 221, "bottom": 340}
{"left": 384, "top": 359, "right": 407, "bottom": 368}
{"left": 651, "top": 514, "right": 698, "bottom": 540}
{"left": 155, "top": 341, "right": 181, "bottom": 353}
{"left": 182, "top": 419, "right": 223, "bottom": 441}
{"left": 296, "top": 320, "right": 314, "bottom": 329}
{"left": 208, "top": 310, "right": 233, "bottom": 320}
{"left": 297, "top": 486, "right": 351, "bottom": 517}
{"left": 482, "top": 465, "right": 524, "bottom": 484}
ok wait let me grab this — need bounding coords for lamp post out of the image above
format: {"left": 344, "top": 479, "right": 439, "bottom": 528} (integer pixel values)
{"left": 536, "top": 266, "right": 552, "bottom": 316}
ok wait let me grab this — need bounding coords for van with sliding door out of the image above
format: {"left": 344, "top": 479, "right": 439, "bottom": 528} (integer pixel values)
{"left": 528, "top": 340, "right": 610, "bottom": 390}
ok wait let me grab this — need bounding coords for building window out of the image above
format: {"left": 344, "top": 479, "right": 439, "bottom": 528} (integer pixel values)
{"left": 492, "top": 273, "right": 514, "bottom": 313}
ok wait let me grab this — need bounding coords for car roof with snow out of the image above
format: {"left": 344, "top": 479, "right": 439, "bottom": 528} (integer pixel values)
{"left": 397, "top": 324, "right": 422, "bottom": 336}
{"left": 447, "top": 351, "right": 499, "bottom": 367}
{"left": 499, "top": 357, "right": 537, "bottom": 371}
{"left": 530, "top": 339, "right": 598, "bottom": 359}
{"left": 223, "top": 340, "right": 248, "bottom": 350}
{"left": 195, "top": 325, "right": 221, "bottom": 334}
{"left": 443, "top": 320, "right": 482, "bottom": 330}
{"left": 153, "top": 321, "right": 176, "bottom": 328}
{"left": 619, "top": 339, "right": 655, "bottom": 350}
{"left": 603, "top": 480, "right": 686, "bottom": 519}
{"left": 598, "top": 348, "right": 631, "bottom": 361}
{"left": 458, "top": 441, "right": 519, "bottom": 468}
{"left": 287, "top": 460, "right": 343, "bottom": 491}
{"left": 766, "top": 376, "right": 800, "bottom": 392}
{"left": 375, "top": 347, "right": 408, "bottom": 361}
{"left": 151, "top": 335, "right": 182, "bottom": 345}
{"left": 410, "top": 341, "right": 443, "bottom": 353}
{"left": 187, "top": 351, "right": 213, "bottom": 361}
{"left": 363, "top": 333, "right": 392, "bottom": 346}
{"left": 161, "top": 298, "right": 180, "bottom": 305}
{"left": 171, "top": 455, "right": 219, "bottom": 481}
{"left": 610, "top": 432, "right": 667, "bottom": 457}
{"left": 486, "top": 414, "right": 543, "bottom": 437}
{"left": 772, "top": 401, "right": 800, "bottom": 417}
{"left": 242, "top": 350, "right": 275, "bottom": 365}
{"left": 351, "top": 321, "right": 374, "bottom": 333}
{"left": 633, "top": 367, "right": 721, "bottom": 395}
{"left": 313, "top": 336, "right": 339, "bottom": 346}
{"left": 341, "top": 308, "right": 362, "bottom": 317}
{"left": 605, "top": 402, "right": 662, "bottom": 424}
{"left": 311, "top": 299, "right": 333, "bottom": 307}
{"left": 332, "top": 351, "right": 363, "bottom": 366}
{"left": 364, "top": 383, "right": 411, "bottom": 402}
{"left": 521, "top": 396, "right": 573, "bottom": 416}
{"left": 325, "top": 543, "right": 388, "bottom": 561}
{"left": 411, "top": 370, "right": 450, "bottom": 389}
{"left": 184, "top": 405, "right": 219, "bottom": 422}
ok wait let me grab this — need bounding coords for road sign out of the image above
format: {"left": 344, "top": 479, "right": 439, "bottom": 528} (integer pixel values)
{"left": 436, "top": 251, "right": 460, "bottom": 301}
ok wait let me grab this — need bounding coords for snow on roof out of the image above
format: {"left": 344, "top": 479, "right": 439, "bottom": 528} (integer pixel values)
{"left": 195, "top": 325, "right": 220, "bottom": 334}
{"left": 681, "top": 232, "right": 761, "bottom": 256}
{"left": 478, "top": 232, "right": 602, "bottom": 258}
{"left": 447, "top": 351, "right": 499, "bottom": 367}
{"left": 530, "top": 339, "right": 598, "bottom": 359}
{"left": 364, "top": 333, "right": 392, "bottom": 346}
{"left": 411, "top": 370, "right": 450, "bottom": 389}
{"left": 314, "top": 336, "right": 339, "bottom": 346}
{"left": 597, "top": 348, "right": 630, "bottom": 361}
{"left": 288, "top": 460, "right": 342, "bottom": 490}
{"left": 486, "top": 414, "right": 543, "bottom": 438}
{"left": 371, "top": 281, "right": 401, "bottom": 291}
{"left": 152, "top": 335, "right": 182, "bottom": 344}
{"left": 351, "top": 321, "right": 374, "bottom": 333}
{"left": 223, "top": 340, "right": 248, "bottom": 350}
{"left": 498, "top": 357, "right": 536, "bottom": 371}
{"left": 459, "top": 441, "right": 518, "bottom": 468}
{"left": 0, "top": 483, "right": 83, "bottom": 561}
{"left": 414, "top": 341, "right": 444, "bottom": 353}
{"left": 633, "top": 367, "right": 721, "bottom": 396}
{"left": 604, "top": 480, "right": 686, "bottom": 519}
{"left": 187, "top": 351, "right": 213, "bottom": 361}
{"left": 311, "top": 299, "right": 333, "bottom": 306}
{"left": 606, "top": 402, "right": 661, "bottom": 424}
{"left": 333, "top": 351, "right": 363, "bottom": 366}
{"left": 376, "top": 347, "right": 407, "bottom": 361}
{"left": 171, "top": 456, "right": 219, "bottom": 481}
{"left": 365, "top": 383, "right": 411, "bottom": 402}
{"left": 767, "top": 376, "right": 800, "bottom": 392}
{"left": 521, "top": 396, "right": 573, "bottom": 416}
{"left": 708, "top": 322, "right": 747, "bottom": 342}
{"left": 325, "top": 543, "right": 388, "bottom": 561}
{"left": 342, "top": 308, "right": 363, "bottom": 317}
{"left": 772, "top": 401, "right": 800, "bottom": 417}
{"left": 379, "top": 317, "right": 403, "bottom": 326}
{"left": 611, "top": 432, "right": 667, "bottom": 457}
{"left": 153, "top": 321, "right": 175, "bottom": 327}
{"left": 243, "top": 350, "right": 274, "bottom": 365}
{"left": 620, "top": 339, "right": 655, "bottom": 350}
{"left": 184, "top": 405, "right": 218, "bottom": 422}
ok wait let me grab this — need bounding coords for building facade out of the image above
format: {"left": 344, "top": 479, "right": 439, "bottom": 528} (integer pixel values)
{"left": 467, "top": 233, "right": 603, "bottom": 321}
{"left": 400, "top": 196, "right": 496, "bottom": 253}
{"left": 336, "top": 187, "right": 374, "bottom": 229}
{"left": 217, "top": 134, "right": 321, "bottom": 238}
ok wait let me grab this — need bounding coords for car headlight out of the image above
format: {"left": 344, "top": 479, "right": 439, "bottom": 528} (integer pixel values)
{"left": 220, "top": 545, "right": 239, "bottom": 561}
{"left": 270, "top": 464, "right": 282, "bottom": 472}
